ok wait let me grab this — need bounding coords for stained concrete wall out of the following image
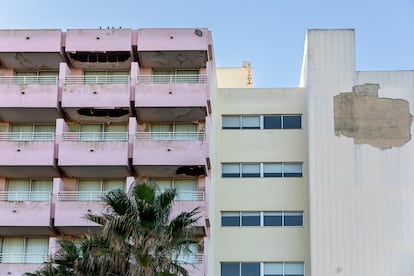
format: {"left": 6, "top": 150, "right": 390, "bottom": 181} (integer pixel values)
{"left": 302, "top": 29, "right": 414, "bottom": 276}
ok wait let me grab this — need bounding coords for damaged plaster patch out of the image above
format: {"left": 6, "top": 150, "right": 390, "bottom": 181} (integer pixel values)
{"left": 334, "top": 83, "right": 413, "bottom": 149}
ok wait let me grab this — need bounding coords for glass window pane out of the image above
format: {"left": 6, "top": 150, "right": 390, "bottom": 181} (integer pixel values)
{"left": 1, "top": 238, "right": 25, "bottom": 263}
{"left": 107, "top": 71, "right": 129, "bottom": 83}
{"left": 152, "top": 69, "right": 174, "bottom": 83}
{"left": 15, "top": 72, "right": 37, "bottom": 84}
{"left": 222, "top": 116, "right": 241, "bottom": 129}
{"left": 175, "top": 124, "right": 198, "bottom": 141}
{"left": 284, "top": 212, "right": 303, "bottom": 226}
{"left": 175, "top": 243, "right": 197, "bottom": 263}
{"left": 264, "top": 262, "right": 283, "bottom": 276}
{"left": 221, "top": 263, "right": 240, "bottom": 276}
{"left": 104, "top": 124, "right": 127, "bottom": 141}
{"left": 264, "top": 116, "right": 282, "bottom": 129}
{"left": 175, "top": 179, "right": 198, "bottom": 201}
{"left": 78, "top": 180, "right": 101, "bottom": 201}
{"left": 284, "top": 262, "right": 304, "bottom": 276}
{"left": 38, "top": 71, "right": 58, "bottom": 84}
{"left": 221, "top": 212, "right": 240, "bottom": 226}
{"left": 264, "top": 212, "right": 282, "bottom": 226}
{"left": 176, "top": 70, "right": 199, "bottom": 83}
{"left": 222, "top": 164, "right": 240, "bottom": 178}
{"left": 241, "top": 262, "right": 260, "bottom": 276}
{"left": 283, "top": 115, "right": 302, "bottom": 129}
{"left": 241, "top": 116, "right": 260, "bottom": 129}
{"left": 283, "top": 163, "right": 303, "bottom": 177}
{"left": 7, "top": 180, "right": 30, "bottom": 201}
{"left": 103, "top": 180, "right": 124, "bottom": 192}
{"left": 154, "top": 179, "right": 172, "bottom": 192}
{"left": 10, "top": 125, "right": 34, "bottom": 141}
{"left": 241, "top": 164, "right": 260, "bottom": 177}
{"left": 241, "top": 212, "right": 260, "bottom": 226}
{"left": 80, "top": 124, "right": 103, "bottom": 141}
{"left": 151, "top": 124, "right": 173, "bottom": 140}
{"left": 30, "top": 180, "right": 53, "bottom": 201}
{"left": 263, "top": 163, "right": 282, "bottom": 177}
{"left": 25, "top": 238, "right": 48, "bottom": 264}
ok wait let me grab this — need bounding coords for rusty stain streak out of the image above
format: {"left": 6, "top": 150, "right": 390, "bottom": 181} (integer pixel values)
{"left": 334, "top": 83, "right": 413, "bottom": 149}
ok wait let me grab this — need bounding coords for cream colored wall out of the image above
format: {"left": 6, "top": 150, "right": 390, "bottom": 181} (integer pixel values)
{"left": 216, "top": 67, "right": 253, "bottom": 88}
{"left": 211, "top": 87, "right": 309, "bottom": 275}
{"left": 302, "top": 29, "right": 414, "bottom": 276}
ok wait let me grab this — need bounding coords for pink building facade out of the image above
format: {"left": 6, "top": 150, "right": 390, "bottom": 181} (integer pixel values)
{"left": 0, "top": 28, "right": 212, "bottom": 276}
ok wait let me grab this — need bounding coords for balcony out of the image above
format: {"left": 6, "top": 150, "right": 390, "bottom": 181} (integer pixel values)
{"left": 58, "top": 132, "right": 130, "bottom": 178}
{"left": 0, "top": 132, "right": 58, "bottom": 178}
{"left": 0, "top": 29, "right": 64, "bottom": 70}
{"left": 0, "top": 191, "right": 53, "bottom": 235}
{"left": 136, "top": 28, "right": 209, "bottom": 69}
{"left": 62, "top": 76, "right": 130, "bottom": 123}
{"left": 135, "top": 74, "right": 208, "bottom": 122}
{"left": 133, "top": 131, "right": 207, "bottom": 177}
{"left": 65, "top": 29, "right": 133, "bottom": 70}
{"left": 54, "top": 191, "right": 107, "bottom": 235}
{"left": 171, "top": 191, "right": 207, "bottom": 234}
{"left": 0, "top": 76, "right": 59, "bottom": 123}
{"left": 181, "top": 254, "right": 205, "bottom": 276}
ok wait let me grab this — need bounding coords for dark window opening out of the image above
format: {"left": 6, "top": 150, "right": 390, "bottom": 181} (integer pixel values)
{"left": 69, "top": 51, "right": 131, "bottom": 63}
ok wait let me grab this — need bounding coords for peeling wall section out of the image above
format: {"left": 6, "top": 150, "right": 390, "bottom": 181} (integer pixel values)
{"left": 334, "top": 83, "right": 413, "bottom": 149}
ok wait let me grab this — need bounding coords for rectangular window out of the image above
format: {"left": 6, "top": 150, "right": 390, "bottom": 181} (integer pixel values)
{"left": 283, "top": 163, "right": 303, "bottom": 177}
{"left": 0, "top": 237, "right": 48, "bottom": 264}
{"left": 283, "top": 115, "right": 302, "bottom": 129}
{"left": 222, "top": 212, "right": 303, "bottom": 227}
{"left": 241, "top": 212, "right": 260, "bottom": 226}
{"left": 222, "top": 163, "right": 302, "bottom": 178}
{"left": 221, "top": 262, "right": 304, "bottom": 276}
{"left": 6, "top": 179, "right": 52, "bottom": 201}
{"left": 78, "top": 124, "right": 127, "bottom": 141}
{"left": 263, "top": 163, "right": 282, "bottom": 177}
{"left": 241, "top": 116, "right": 260, "bottom": 129}
{"left": 222, "top": 116, "right": 241, "bottom": 129}
{"left": 284, "top": 212, "right": 304, "bottom": 227}
{"left": 222, "top": 164, "right": 241, "bottom": 178}
{"left": 264, "top": 115, "right": 282, "bottom": 129}
{"left": 84, "top": 71, "right": 129, "bottom": 84}
{"left": 10, "top": 125, "right": 55, "bottom": 141}
{"left": 152, "top": 69, "right": 199, "bottom": 83}
{"left": 263, "top": 212, "right": 283, "bottom": 226}
{"left": 241, "top": 164, "right": 260, "bottom": 177}
{"left": 77, "top": 179, "right": 124, "bottom": 201}
{"left": 221, "top": 212, "right": 240, "bottom": 226}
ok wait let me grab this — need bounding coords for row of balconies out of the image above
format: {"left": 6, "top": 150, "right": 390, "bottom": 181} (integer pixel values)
{"left": 0, "top": 176, "right": 208, "bottom": 237}
{"left": 0, "top": 65, "right": 210, "bottom": 123}
{"left": 0, "top": 28, "right": 212, "bottom": 71}
{"left": 0, "top": 236, "right": 207, "bottom": 276}
{"left": 0, "top": 118, "right": 210, "bottom": 179}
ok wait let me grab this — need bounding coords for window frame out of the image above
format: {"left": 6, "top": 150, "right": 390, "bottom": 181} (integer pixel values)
{"left": 221, "top": 211, "right": 304, "bottom": 227}
{"left": 221, "top": 262, "right": 305, "bottom": 276}
{"left": 222, "top": 114, "right": 302, "bottom": 130}
{"left": 222, "top": 163, "right": 303, "bottom": 178}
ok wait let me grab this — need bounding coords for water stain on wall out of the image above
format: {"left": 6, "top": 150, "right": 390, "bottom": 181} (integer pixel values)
{"left": 334, "top": 83, "right": 413, "bottom": 149}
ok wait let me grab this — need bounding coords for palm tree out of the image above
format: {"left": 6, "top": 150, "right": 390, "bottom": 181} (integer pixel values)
{"left": 27, "top": 181, "right": 201, "bottom": 276}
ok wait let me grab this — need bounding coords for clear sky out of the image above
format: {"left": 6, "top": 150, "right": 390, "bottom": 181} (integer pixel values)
{"left": 1, "top": 0, "right": 413, "bottom": 87}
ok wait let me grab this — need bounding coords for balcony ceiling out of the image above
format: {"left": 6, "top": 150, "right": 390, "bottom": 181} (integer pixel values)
{"left": 59, "top": 165, "right": 131, "bottom": 178}
{"left": 134, "top": 165, "right": 206, "bottom": 178}
{"left": 62, "top": 107, "right": 130, "bottom": 124}
{"left": 138, "top": 51, "right": 207, "bottom": 69}
{"left": 0, "top": 166, "right": 60, "bottom": 178}
{"left": 0, "top": 108, "right": 60, "bottom": 123}
{"left": 0, "top": 226, "right": 55, "bottom": 236}
{"left": 0, "top": 52, "right": 64, "bottom": 70}
{"left": 136, "top": 107, "right": 207, "bottom": 122}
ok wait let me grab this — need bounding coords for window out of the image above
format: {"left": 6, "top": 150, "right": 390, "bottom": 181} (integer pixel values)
{"left": 174, "top": 243, "right": 199, "bottom": 264}
{"left": 221, "top": 262, "right": 304, "bottom": 276}
{"left": 222, "top": 212, "right": 304, "bottom": 227}
{"left": 149, "top": 123, "right": 199, "bottom": 141}
{"left": 76, "top": 124, "right": 128, "bottom": 141}
{"left": 10, "top": 124, "right": 55, "bottom": 141}
{"left": 152, "top": 69, "right": 199, "bottom": 83}
{"left": 222, "top": 163, "right": 303, "bottom": 178}
{"left": 77, "top": 179, "right": 124, "bottom": 201}
{"left": 15, "top": 71, "right": 58, "bottom": 84}
{"left": 222, "top": 115, "right": 302, "bottom": 130}
{"left": 0, "top": 237, "right": 49, "bottom": 264}
{"left": 6, "top": 179, "right": 52, "bottom": 201}
{"left": 153, "top": 178, "right": 199, "bottom": 201}
{"left": 83, "top": 71, "right": 129, "bottom": 84}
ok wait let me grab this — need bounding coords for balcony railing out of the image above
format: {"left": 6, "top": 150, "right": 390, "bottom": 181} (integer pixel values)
{"left": 175, "top": 253, "right": 204, "bottom": 264}
{"left": 0, "top": 191, "right": 52, "bottom": 202}
{"left": 137, "top": 75, "right": 207, "bottom": 84}
{"left": 0, "top": 253, "right": 48, "bottom": 264}
{"left": 58, "top": 191, "right": 107, "bottom": 201}
{"left": 65, "top": 76, "right": 130, "bottom": 84}
{"left": 0, "top": 76, "right": 58, "bottom": 84}
{"left": 135, "top": 131, "right": 205, "bottom": 141}
{"left": 62, "top": 132, "right": 128, "bottom": 141}
{"left": 175, "top": 191, "right": 205, "bottom": 201}
{"left": 0, "top": 132, "right": 55, "bottom": 141}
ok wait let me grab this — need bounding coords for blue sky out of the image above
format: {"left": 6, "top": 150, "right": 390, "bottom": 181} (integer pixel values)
{"left": 1, "top": 0, "right": 413, "bottom": 87}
